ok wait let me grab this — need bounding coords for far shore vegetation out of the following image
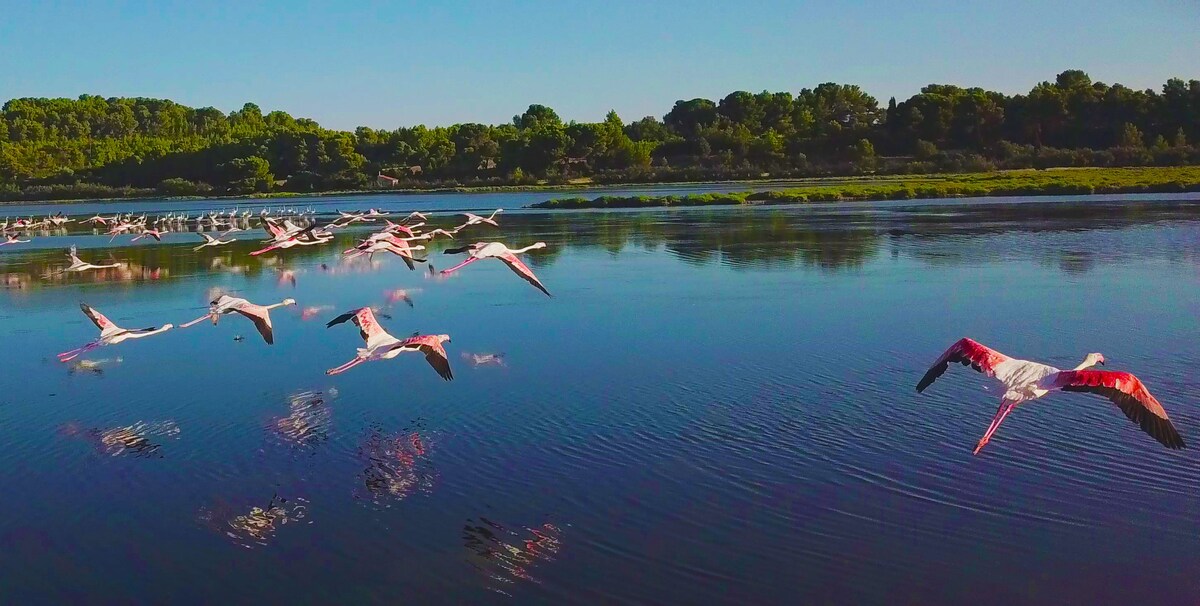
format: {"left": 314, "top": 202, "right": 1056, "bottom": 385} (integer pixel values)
{"left": 531, "top": 167, "right": 1200, "bottom": 209}
{"left": 1, "top": 70, "right": 1199, "bottom": 203}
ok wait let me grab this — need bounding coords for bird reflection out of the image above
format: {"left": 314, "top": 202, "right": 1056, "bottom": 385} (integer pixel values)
{"left": 67, "top": 356, "right": 123, "bottom": 375}
{"left": 462, "top": 518, "right": 563, "bottom": 595}
{"left": 384, "top": 288, "right": 418, "bottom": 308}
{"left": 301, "top": 305, "right": 334, "bottom": 321}
{"left": 60, "top": 420, "right": 179, "bottom": 458}
{"left": 354, "top": 423, "right": 435, "bottom": 506}
{"left": 198, "top": 494, "right": 310, "bottom": 548}
{"left": 461, "top": 352, "right": 506, "bottom": 367}
{"left": 270, "top": 390, "right": 333, "bottom": 448}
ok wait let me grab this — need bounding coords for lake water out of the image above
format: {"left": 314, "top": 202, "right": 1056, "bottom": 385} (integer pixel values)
{"left": 2, "top": 192, "right": 1200, "bottom": 604}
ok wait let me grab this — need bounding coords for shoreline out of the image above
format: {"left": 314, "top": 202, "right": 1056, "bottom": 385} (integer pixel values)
{"left": 531, "top": 167, "right": 1200, "bottom": 209}
{"left": 3, "top": 167, "right": 1200, "bottom": 209}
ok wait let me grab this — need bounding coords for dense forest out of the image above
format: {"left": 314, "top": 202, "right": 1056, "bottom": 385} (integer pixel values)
{"left": 1, "top": 70, "right": 1198, "bottom": 201}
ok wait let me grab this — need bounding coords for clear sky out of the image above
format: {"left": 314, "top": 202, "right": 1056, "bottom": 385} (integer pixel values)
{"left": 0, "top": 1, "right": 1196, "bottom": 130}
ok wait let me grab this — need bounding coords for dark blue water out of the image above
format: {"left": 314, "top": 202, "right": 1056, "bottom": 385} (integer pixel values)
{"left": 2, "top": 194, "right": 1200, "bottom": 604}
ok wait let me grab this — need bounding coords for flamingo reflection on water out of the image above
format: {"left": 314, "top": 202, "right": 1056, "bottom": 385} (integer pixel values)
{"left": 57, "top": 303, "right": 174, "bottom": 362}
{"left": 917, "top": 338, "right": 1186, "bottom": 454}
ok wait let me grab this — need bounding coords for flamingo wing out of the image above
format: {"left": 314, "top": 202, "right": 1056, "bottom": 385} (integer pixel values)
{"left": 916, "top": 338, "right": 1010, "bottom": 392}
{"left": 1041, "top": 370, "right": 1185, "bottom": 449}
{"left": 497, "top": 253, "right": 551, "bottom": 297}
{"left": 399, "top": 336, "right": 453, "bottom": 381}
{"left": 418, "top": 344, "right": 454, "bottom": 381}
{"left": 80, "top": 303, "right": 119, "bottom": 334}
{"left": 232, "top": 306, "right": 275, "bottom": 345}
{"left": 326, "top": 307, "right": 391, "bottom": 349}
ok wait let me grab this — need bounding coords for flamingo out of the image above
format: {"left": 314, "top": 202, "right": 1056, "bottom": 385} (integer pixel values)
{"left": 1, "top": 235, "right": 30, "bottom": 247}
{"left": 324, "top": 307, "right": 453, "bottom": 380}
{"left": 60, "top": 246, "right": 123, "bottom": 273}
{"left": 344, "top": 235, "right": 426, "bottom": 269}
{"left": 131, "top": 229, "right": 165, "bottom": 242}
{"left": 57, "top": 303, "right": 174, "bottom": 362}
{"left": 179, "top": 295, "right": 296, "bottom": 345}
{"left": 441, "top": 242, "right": 551, "bottom": 296}
{"left": 251, "top": 226, "right": 332, "bottom": 256}
{"left": 456, "top": 209, "right": 503, "bottom": 229}
{"left": 916, "top": 338, "right": 1185, "bottom": 454}
{"left": 194, "top": 233, "right": 236, "bottom": 251}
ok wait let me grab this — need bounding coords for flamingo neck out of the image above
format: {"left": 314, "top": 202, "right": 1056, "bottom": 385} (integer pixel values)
{"left": 1072, "top": 356, "right": 1100, "bottom": 370}
{"left": 511, "top": 243, "right": 544, "bottom": 254}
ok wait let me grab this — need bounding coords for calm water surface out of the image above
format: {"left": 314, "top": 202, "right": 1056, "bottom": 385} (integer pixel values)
{"left": 2, "top": 194, "right": 1200, "bottom": 604}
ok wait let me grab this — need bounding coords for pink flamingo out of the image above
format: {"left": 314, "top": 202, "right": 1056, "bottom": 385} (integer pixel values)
{"left": 917, "top": 338, "right": 1185, "bottom": 453}
{"left": 250, "top": 226, "right": 331, "bottom": 256}
{"left": 441, "top": 241, "right": 551, "bottom": 296}
{"left": 58, "top": 246, "right": 123, "bottom": 274}
{"left": 194, "top": 233, "right": 236, "bottom": 251}
{"left": 179, "top": 295, "right": 296, "bottom": 344}
{"left": 57, "top": 303, "right": 173, "bottom": 362}
{"left": 325, "top": 307, "right": 453, "bottom": 380}
{"left": 131, "top": 229, "right": 164, "bottom": 242}
{"left": 344, "top": 237, "right": 426, "bottom": 270}
{"left": 455, "top": 209, "right": 502, "bottom": 230}
{"left": 1, "top": 235, "right": 30, "bottom": 247}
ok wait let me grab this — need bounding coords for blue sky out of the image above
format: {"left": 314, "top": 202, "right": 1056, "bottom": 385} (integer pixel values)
{"left": 0, "top": 1, "right": 1196, "bottom": 130}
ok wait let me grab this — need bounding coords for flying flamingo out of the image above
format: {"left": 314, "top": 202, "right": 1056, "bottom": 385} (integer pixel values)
{"left": 456, "top": 209, "right": 503, "bottom": 229}
{"left": 131, "top": 229, "right": 164, "bottom": 242}
{"left": 251, "top": 226, "right": 331, "bottom": 256}
{"left": 180, "top": 295, "right": 296, "bottom": 344}
{"left": 324, "top": 307, "right": 453, "bottom": 380}
{"left": 1, "top": 235, "right": 30, "bottom": 247}
{"left": 194, "top": 233, "right": 236, "bottom": 251}
{"left": 57, "top": 303, "right": 174, "bottom": 362}
{"left": 59, "top": 246, "right": 124, "bottom": 274}
{"left": 441, "top": 242, "right": 551, "bottom": 296}
{"left": 344, "top": 236, "right": 426, "bottom": 270}
{"left": 916, "top": 338, "right": 1185, "bottom": 453}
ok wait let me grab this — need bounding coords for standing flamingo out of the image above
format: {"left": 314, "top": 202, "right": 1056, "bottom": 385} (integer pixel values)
{"left": 916, "top": 338, "right": 1185, "bottom": 453}
{"left": 324, "top": 307, "right": 453, "bottom": 380}
{"left": 441, "top": 242, "right": 551, "bottom": 296}
{"left": 57, "top": 303, "right": 174, "bottom": 362}
{"left": 179, "top": 295, "right": 296, "bottom": 344}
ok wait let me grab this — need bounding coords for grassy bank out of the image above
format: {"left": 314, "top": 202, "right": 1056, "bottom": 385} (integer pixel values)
{"left": 530, "top": 167, "right": 1200, "bottom": 209}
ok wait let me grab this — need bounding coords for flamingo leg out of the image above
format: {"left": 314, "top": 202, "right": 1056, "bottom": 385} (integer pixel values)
{"left": 974, "top": 399, "right": 1018, "bottom": 455}
{"left": 326, "top": 356, "right": 367, "bottom": 376}
{"left": 440, "top": 257, "right": 478, "bottom": 275}
{"left": 179, "top": 314, "right": 213, "bottom": 328}
{"left": 58, "top": 341, "right": 100, "bottom": 362}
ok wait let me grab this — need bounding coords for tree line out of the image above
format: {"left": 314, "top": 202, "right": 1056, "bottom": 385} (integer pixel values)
{"left": 1, "top": 70, "right": 1198, "bottom": 200}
